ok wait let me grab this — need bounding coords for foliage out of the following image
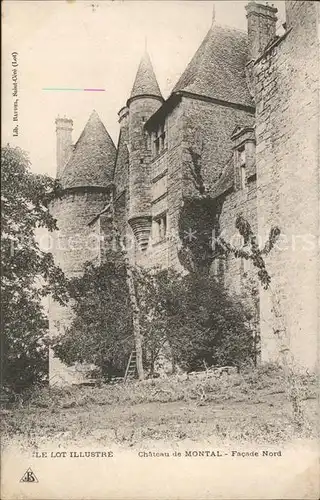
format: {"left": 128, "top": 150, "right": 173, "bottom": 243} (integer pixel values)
{"left": 52, "top": 258, "right": 256, "bottom": 379}
{"left": 136, "top": 267, "right": 257, "bottom": 373}
{"left": 1, "top": 145, "right": 68, "bottom": 393}
{"left": 133, "top": 267, "right": 181, "bottom": 374}
{"left": 52, "top": 258, "right": 134, "bottom": 380}
{"left": 177, "top": 197, "right": 221, "bottom": 275}
{"left": 161, "top": 272, "right": 256, "bottom": 371}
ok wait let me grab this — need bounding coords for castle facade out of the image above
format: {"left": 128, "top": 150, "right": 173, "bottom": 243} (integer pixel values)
{"left": 49, "top": 1, "right": 319, "bottom": 384}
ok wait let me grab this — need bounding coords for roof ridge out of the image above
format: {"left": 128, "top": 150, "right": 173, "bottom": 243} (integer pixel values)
{"left": 212, "top": 22, "right": 247, "bottom": 35}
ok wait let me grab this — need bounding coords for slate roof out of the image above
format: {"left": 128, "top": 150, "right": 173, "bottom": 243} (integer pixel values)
{"left": 172, "top": 23, "right": 253, "bottom": 108}
{"left": 129, "top": 51, "right": 163, "bottom": 102}
{"left": 61, "top": 110, "right": 116, "bottom": 189}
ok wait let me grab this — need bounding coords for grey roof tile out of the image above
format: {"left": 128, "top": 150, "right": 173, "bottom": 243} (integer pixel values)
{"left": 61, "top": 110, "right": 116, "bottom": 189}
{"left": 173, "top": 23, "right": 254, "bottom": 108}
{"left": 129, "top": 51, "right": 163, "bottom": 101}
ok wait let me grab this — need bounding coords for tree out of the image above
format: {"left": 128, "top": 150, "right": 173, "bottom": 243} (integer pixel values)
{"left": 52, "top": 259, "right": 134, "bottom": 380}
{"left": 109, "top": 193, "right": 145, "bottom": 380}
{"left": 137, "top": 269, "right": 256, "bottom": 373}
{"left": 53, "top": 259, "right": 171, "bottom": 381}
{"left": 1, "top": 145, "right": 68, "bottom": 392}
{"left": 53, "top": 258, "right": 256, "bottom": 380}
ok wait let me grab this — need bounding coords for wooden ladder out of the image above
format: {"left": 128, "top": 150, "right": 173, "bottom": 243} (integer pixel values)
{"left": 124, "top": 350, "right": 137, "bottom": 383}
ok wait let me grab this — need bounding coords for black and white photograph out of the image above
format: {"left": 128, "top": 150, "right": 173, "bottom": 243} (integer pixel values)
{"left": 1, "top": 1, "right": 319, "bottom": 498}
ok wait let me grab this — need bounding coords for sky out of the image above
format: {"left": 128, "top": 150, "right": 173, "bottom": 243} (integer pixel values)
{"left": 3, "top": 0, "right": 285, "bottom": 177}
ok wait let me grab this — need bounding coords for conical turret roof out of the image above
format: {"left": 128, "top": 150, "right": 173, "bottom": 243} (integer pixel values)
{"left": 172, "top": 24, "right": 253, "bottom": 108}
{"left": 61, "top": 110, "right": 116, "bottom": 189}
{"left": 129, "top": 51, "right": 163, "bottom": 102}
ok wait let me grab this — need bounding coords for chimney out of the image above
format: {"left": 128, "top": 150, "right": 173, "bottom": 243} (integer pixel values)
{"left": 55, "top": 116, "right": 73, "bottom": 178}
{"left": 245, "top": 1, "right": 278, "bottom": 61}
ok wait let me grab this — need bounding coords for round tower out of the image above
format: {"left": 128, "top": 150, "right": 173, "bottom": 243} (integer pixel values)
{"left": 127, "top": 51, "right": 163, "bottom": 252}
{"left": 49, "top": 111, "right": 116, "bottom": 386}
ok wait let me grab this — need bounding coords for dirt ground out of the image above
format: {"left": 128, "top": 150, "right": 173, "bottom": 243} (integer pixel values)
{"left": 2, "top": 383, "right": 318, "bottom": 448}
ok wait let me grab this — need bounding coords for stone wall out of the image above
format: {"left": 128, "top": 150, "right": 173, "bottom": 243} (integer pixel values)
{"left": 114, "top": 123, "right": 129, "bottom": 197}
{"left": 128, "top": 96, "right": 162, "bottom": 253}
{"left": 182, "top": 97, "right": 255, "bottom": 197}
{"left": 166, "top": 103, "right": 185, "bottom": 270}
{"left": 149, "top": 149, "right": 169, "bottom": 269}
{"left": 254, "top": 1, "right": 319, "bottom": 369}
{"left": 149, "top": 96, "right": 256, "bottom": 272}
{"left": 143, "top": 101, "right": 185, "bottom": 269}
{"left": 50, "top": 189, "right": 108, "bottom": 274}
{"left": 48, "top": 188, "right": 108, "bottom": 384}
{"left": 215, "top": 179, "right": 258, "bottom": 298}
{"left": 166, "top": 96, "right": 254, "bottom": 273}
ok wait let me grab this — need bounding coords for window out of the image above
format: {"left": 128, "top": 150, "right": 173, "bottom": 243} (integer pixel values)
{"left": 238, "top": 146, "right": 246, "bottom": 189}
{"left": 153, "top": 213, "right": 167, "bottom": 242}
{"left": 153, "top": 122, "right": 167, "bottom": 157}
{"left": 159, "top": 124, "right": 166, "bottom": 151}
{"left": 154, "top": 136, "right": 160, "bottom": 156}
{"left": 152, "top": 174, "right": 167, "bottom": 201}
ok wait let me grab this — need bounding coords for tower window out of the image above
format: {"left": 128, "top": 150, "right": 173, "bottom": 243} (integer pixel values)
{"left": 153, "top": 213, "right": 167, "bottom": 242}
{"left": 238, "top": 146, "right": 246, "bottom": 189}
{"left": 154, "top": 136, "right": 160, "bottom": 156}
{"left": 153, "top": 122, "right": 167, "bottom": 157}
{"left": 159, "top": 124, "right": 166, "bottom": 150}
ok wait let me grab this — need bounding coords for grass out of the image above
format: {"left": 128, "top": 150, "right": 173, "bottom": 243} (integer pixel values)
{"left": 1, "top": 363, "right": 318, "bottom": 448}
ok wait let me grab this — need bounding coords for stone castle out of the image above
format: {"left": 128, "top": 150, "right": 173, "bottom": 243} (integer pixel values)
{"left": 49, "top": 1, "right": 319, "bottom": 384}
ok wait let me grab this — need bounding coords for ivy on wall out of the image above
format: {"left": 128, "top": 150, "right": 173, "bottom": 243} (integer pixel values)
{"left": 217, "top": 215, "right": 281, "bottom": 289}
{"left": 177, "top": 197, "right": 222, "bottom": 275}
{"left": 178, "top": 144, "right": 281, "bottom": 287}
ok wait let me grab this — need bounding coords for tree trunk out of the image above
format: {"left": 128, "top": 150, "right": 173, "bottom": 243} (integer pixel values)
{"left": 109, "top": 192, "right": 144, "bottom": 380}
{"left": 123, "top": 262, "right": 144, "bottom": 380}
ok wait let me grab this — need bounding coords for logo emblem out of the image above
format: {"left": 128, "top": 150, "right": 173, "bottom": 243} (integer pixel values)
{"left": 20, "top": 468, "right": 38, "bottom": 483}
